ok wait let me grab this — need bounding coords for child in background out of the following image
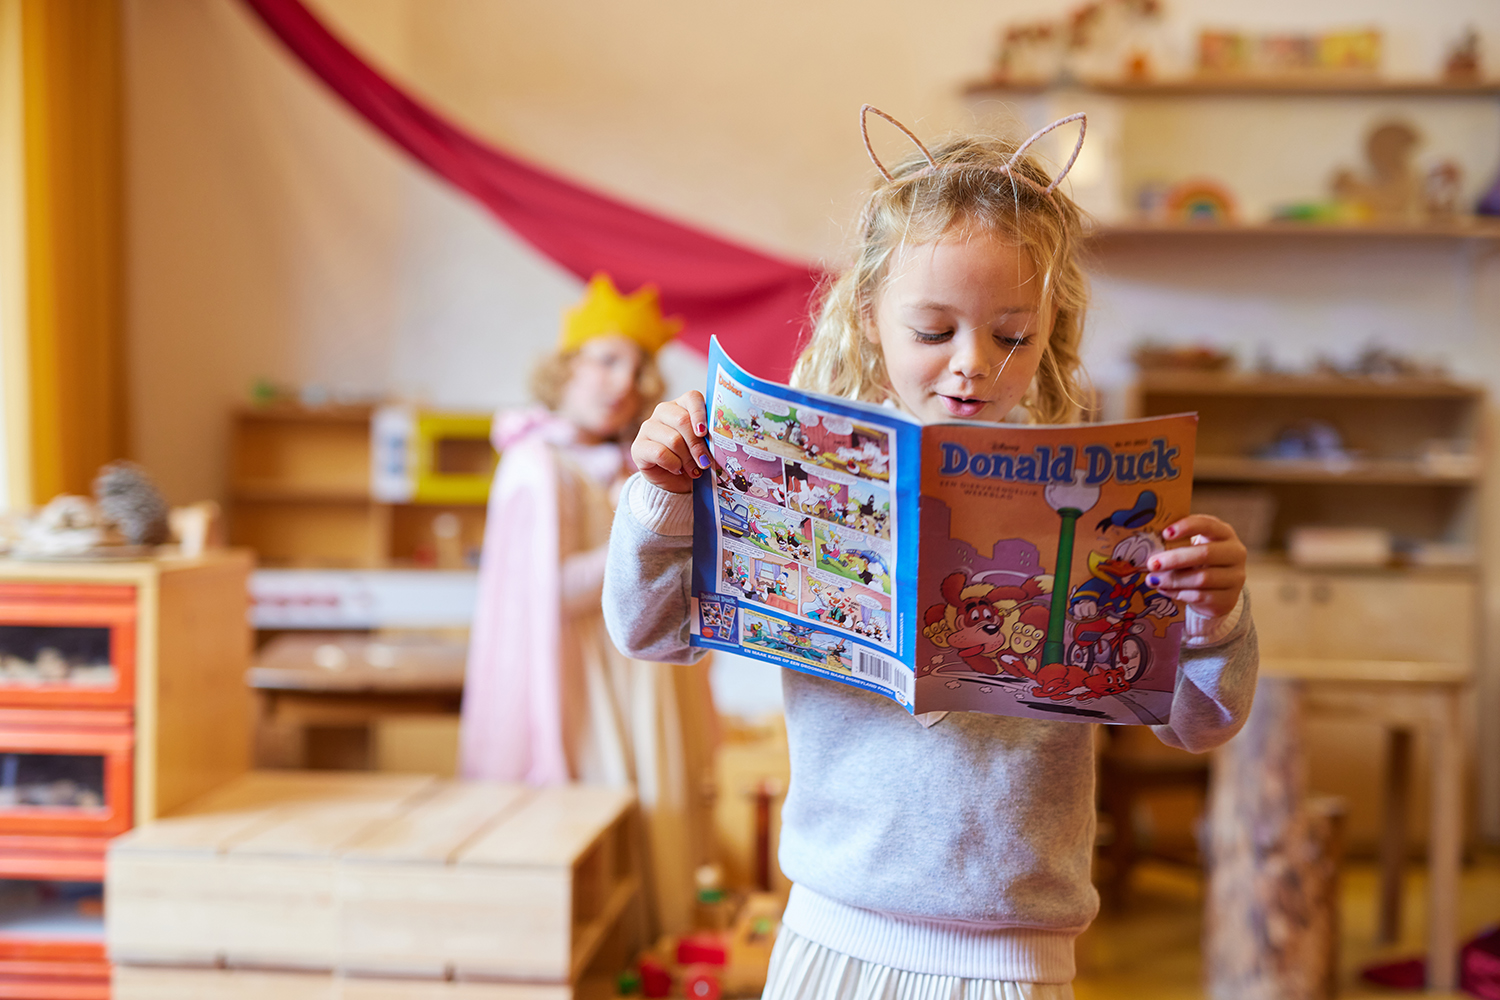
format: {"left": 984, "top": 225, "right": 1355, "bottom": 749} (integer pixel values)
{"left": 462, "top": 274, "right": 715, "bottom": 936}
{"left": 603, "top": 110, "right": 1257, "bottom": 998}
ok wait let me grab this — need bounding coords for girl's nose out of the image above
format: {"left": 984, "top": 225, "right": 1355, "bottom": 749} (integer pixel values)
{"left": 948, "top": 332, "right": 998, "bottom": 381}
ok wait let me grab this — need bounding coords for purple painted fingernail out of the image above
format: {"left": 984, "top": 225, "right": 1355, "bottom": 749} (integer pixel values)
{"left": 1147, "top": 575, "right": 1160, "bottom": 586}
{"left": 697, "top": 454, "right": 710, "bottom": 468}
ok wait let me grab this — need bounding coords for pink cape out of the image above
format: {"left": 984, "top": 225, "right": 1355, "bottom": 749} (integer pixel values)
{"left": 459, "top": 409, "right": 625, "bottom": 784}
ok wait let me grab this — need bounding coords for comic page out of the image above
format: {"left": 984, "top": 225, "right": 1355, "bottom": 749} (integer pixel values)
{"left": 914, "top": 415, "right": 1198, "bottom": 724}
{"left": 690, "top": 340, "right": 922, "bottom": 707}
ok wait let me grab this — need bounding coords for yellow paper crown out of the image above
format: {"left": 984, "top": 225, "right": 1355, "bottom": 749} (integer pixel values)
{"left": 560, "top": 273, "right": 683, "bottom": 355}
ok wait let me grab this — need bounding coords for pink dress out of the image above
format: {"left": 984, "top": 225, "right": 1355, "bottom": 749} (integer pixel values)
{"left": 460, "top": 408, "right": 715, "bottom": 935}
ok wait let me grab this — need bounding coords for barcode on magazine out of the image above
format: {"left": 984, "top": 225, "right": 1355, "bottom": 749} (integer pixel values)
{"left": 855, "top": 650, "right": 911, "bottom": 700}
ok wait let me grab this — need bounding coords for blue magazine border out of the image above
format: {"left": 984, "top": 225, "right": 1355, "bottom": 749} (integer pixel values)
{"left": 689, "top": 338, "right": 923, "bottom": 712}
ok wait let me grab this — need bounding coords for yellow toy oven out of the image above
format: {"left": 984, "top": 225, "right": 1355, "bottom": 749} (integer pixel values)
{"left": 372, "top": 406, "right": 496, "bottom": 505}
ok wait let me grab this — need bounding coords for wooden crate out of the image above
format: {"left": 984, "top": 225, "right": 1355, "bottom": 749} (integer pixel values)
{"left": 113, "top": 965, "right": 614, "bottom": 999}
{"left": 107, "top": 772, "right": 641, "bottom": 983}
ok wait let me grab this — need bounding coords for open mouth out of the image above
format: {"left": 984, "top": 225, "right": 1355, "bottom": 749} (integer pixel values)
{"left": 939, "top": 396, "right": 990, "bottom": 418}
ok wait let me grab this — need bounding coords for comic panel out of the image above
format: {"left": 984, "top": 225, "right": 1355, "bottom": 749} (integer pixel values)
{"left": 710, "top": 371, "right": 892, "bottom": 485}
{"left": 799, "top": 413, "right": 891, "bottom": 485}
{"left": 741, "top": 610, "right": 858, "bottom": 675}
{"left": 715, "top": 495, "right": 813, "bottom": 563}
{"left": 800, "top": 566, "right": 894, "bottom": 650}
{"left": 811, "top": 521, "right": 892, "bottom": 597}
{"left": 786, "top": 462, "right": 891, "bottom": 540}
{"left": 718, "top": 542, "right": 801, "bottom": 616}
{"left": 711, "top": 440, "right": 786, "bottom": 506}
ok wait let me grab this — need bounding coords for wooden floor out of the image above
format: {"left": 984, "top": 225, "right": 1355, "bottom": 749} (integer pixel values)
{"left": 1074, "top": 852, "right": 1500, "bottom": 999}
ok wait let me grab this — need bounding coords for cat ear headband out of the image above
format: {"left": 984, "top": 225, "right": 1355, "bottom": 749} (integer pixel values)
{"left": 859, "top": 105, "right": 1087, "bottom": 198}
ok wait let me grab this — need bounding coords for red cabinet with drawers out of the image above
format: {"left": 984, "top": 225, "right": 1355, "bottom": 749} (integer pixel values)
{"left": 0, "top": 556, "right": 252, "bottom": 999}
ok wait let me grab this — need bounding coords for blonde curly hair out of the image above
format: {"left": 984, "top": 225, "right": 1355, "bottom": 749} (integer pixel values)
{"left": 790, "top": 132, "right": 1090, "bottom": 424}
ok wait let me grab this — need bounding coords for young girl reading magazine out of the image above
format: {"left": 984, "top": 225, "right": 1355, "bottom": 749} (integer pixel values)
{"left": 603, "top": 108, "right": 1258, "bottom": 999}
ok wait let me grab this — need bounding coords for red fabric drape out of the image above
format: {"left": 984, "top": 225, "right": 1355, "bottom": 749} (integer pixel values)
{"left": 240, "top": 0, "right": 824, "bottom": 378}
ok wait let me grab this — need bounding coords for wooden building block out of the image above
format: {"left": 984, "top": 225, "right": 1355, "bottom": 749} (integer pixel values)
{"left": 108, "top": 772, "right": 437, "bottom": 967}
{"left": 107, "top": 773, "right": 641, "bottom": 982}
{"left": 114, "top": 966, "right": 335, "bottom": 1000}
{"left": 113, "top": 965, "right": 603, "bottom": 1000}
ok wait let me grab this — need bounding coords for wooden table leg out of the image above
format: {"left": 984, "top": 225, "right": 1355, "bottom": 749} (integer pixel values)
{"left": 1426, "top": 691, "right": 1463, "bottom": 992}
{"left": 1378, "top": 727, "right": 1411, "bottom": 944}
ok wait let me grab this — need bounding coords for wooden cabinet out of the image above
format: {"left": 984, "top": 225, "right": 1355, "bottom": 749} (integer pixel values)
{"left": 0, "top": 553, "right": 253, "bottom": 997}
{"left": 228, "top": 406, "right": 490, "bottom": 568}
{"left": 1249, "top": 564, "right": 1474, "bottom": 664}
{"left": 1131, "top": 373, "right": 1482, "bottom": 855}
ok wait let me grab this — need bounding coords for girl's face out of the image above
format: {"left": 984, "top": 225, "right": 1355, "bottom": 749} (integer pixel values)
{"left": 559, "top": 335, "right": 645, "bottom": 442}
{"left": 867, "top": 229, "right": 1050, "bottom": 425}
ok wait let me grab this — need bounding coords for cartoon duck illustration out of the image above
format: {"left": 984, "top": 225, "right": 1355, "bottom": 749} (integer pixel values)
{"left": 1068, "top": 491, "right": 1175, "bottom": 622}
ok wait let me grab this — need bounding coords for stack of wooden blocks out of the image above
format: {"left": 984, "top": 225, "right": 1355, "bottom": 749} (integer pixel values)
{"left": 106, "top": 771, "right": 641, "bottom": 998}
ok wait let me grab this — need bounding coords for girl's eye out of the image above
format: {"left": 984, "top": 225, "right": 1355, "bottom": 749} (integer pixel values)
{"left": 997, "top": 333, "right": 1032, "bottom": 349}
{"left": 912, "top": 329, "right": 953, "bottom": 343}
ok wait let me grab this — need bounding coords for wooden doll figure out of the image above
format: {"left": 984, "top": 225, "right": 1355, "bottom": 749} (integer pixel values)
{"left": 461, "top": 274, "right": 716, "bottom": 936}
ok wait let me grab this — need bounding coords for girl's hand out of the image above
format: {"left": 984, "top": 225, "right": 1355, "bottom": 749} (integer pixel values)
{"left": 1145, "top": 515, "right": 1247, "bottom": 622}
{"left": 631, "top": 391, "right": 714, "bottom": 495}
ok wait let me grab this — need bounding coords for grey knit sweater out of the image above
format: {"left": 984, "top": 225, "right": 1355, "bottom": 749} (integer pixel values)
{"left": 603, "top": 475, "right": 1258, "bottom": 984}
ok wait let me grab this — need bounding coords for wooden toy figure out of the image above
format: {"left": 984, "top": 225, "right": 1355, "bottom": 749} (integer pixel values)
{"left": 461, "top": 274, "right": 716, "bottom": 935}
{"left": 1332, "top": 120, "right": 1423, "bottom": 222}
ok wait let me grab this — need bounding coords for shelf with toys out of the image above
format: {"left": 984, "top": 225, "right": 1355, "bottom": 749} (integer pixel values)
{"left": 964, "top": 12, "right": 1500, "bottom": 233}
{"left": 1087, "top": 218, "right": 1500, "bottom": 240}
{"left": 227, "top": 403, "right": 494, "bottom": 569}
{"left": 966, "top": 78, "right": 1500, "bottom": 98}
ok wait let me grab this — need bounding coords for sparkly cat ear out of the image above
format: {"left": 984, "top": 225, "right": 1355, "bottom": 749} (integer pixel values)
{"left": 860, "top": 105, "right": 937, "bottom": 182}
{"left": 1006, "top": 113, "right": 1088, "bottom": 195}
{"left": 857, "top": 105, "right": 1088, "bottom": 196}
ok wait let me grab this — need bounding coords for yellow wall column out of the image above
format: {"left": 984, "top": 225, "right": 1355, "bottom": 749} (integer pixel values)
{"left": 21, "top": 0, "right": 126, "bottom": 504}
{"left": 0, "top": 0, "right": 28, "bottom": 510}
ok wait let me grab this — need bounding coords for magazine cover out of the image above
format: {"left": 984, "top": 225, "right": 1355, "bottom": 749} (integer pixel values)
{"left": 689, "top": 338, "right": 1197, "bottom": 725}
{"left": 915, "top": 419, "right": 1197, "bottom": 724}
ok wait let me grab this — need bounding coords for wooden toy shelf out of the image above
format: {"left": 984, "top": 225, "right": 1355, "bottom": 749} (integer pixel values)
{"left": 965, "top": 77, "right": 1500, "bottom": 97}
{"left": 1193, "top": 455, "right": 1477, "bottom": 486}
{"left": 1089, "top": 219, "right": 1500, "bottom": 240}
{"left": 1131, "top": 372, "right": 1482, "bottom": 862}
{"left": 1131, "top": 372, "right": 1483, "bottom": 556}
{"left": 228, "top": 406, "right": 490, "bottom": 569}
{"left": 0, "top": 553, "right": 252, "bottom": 998}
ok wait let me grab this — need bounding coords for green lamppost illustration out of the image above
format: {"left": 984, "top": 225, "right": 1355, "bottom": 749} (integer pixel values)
{"left": 1042, "top": 474, "right": 1101, "bottom": 666}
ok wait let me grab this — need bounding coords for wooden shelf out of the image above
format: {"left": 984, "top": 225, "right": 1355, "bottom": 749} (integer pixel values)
{"left": 1196, "top": 455, "right": 1476, "bottom": 485}
{"left": 1136, "top": 370, "right": 1481, "bottom": 399}
{"left": 965, "top": 77, "right": 1500, "bottom": 97}
{"left": 230, "top": 485, "right": 372, "bottom": 503}
{"left": 234, "top": 405, "right": 373, "bottom": 424}
{"left": 1089, "top": 220, "right": 1500, "bottom": 240}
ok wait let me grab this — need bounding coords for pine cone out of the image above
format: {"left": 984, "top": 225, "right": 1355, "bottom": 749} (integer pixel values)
{"left": 93, "top": 461, "right": 171, "bottom": 546}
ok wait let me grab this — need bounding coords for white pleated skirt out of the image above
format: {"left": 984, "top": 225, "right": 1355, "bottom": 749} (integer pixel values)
{"left": 763, "top": 928, "right": 1075, "bottom": 1000}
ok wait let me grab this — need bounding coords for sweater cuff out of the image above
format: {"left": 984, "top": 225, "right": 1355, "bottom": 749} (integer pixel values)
{"left": 626, "top": 475, "right": 695, "bottom": 537}
{"left": 1182, "top": 590, "right": 1245, "bottom": 648}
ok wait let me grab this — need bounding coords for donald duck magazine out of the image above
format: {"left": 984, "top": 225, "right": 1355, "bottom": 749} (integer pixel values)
{"left": 689, "top": 338, "right": 1197, "bottom": 724}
